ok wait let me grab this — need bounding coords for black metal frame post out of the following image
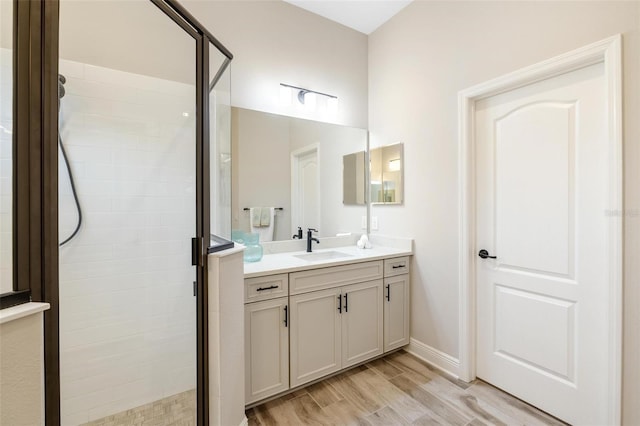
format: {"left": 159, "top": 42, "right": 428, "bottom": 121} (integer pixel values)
{"left": 11, "top": 0, "right": 61, "bottom": 421}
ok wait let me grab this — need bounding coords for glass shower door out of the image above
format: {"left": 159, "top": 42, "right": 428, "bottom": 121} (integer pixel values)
{"left": 209, "top": 43, "right": 232, "bottom": 240}
{"left": 58, "top": 2, "right": 198, "bottom": 424}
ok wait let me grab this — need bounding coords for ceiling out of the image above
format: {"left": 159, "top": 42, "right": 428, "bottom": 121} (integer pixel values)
{"left": 283, "top": 0, "right": 413, "bottom": 35}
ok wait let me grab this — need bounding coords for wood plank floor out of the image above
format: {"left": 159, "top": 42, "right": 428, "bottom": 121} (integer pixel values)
{"left": 246, "top": 350, "right": 567, "bottom": 426}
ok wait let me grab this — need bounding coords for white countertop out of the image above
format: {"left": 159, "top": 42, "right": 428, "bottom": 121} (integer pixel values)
{"left": 243, "top": 244, "right": 412, "bottom": 278}
{"left": 0, "top": 302, "right": 50, "bottom": 325}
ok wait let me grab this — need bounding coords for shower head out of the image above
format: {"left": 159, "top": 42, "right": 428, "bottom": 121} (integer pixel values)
{"left": 58, "top": 74, "right": 66, "bottom": 99}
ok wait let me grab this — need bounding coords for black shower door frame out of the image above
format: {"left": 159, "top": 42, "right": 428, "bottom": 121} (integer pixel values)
{"left": 11, "top": 1, "right": 232, "bottom": 424}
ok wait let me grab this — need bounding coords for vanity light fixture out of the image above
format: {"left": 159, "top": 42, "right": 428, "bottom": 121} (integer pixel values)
{"left": 279, "top": 83, "right": 337, "bottom": 111}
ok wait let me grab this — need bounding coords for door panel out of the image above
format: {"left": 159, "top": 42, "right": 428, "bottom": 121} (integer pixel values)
{"left": 244, "top": 298, "right": 289, "bottom": 404}
{"left": 301, "top": 152, "right": 319, "bottom": 230}
{"left": 341, "top": 280, "right": 383, "bottom": 367}
{"left": 475, "top": 62, "right": 608, "bottom": 424}
{"left": 384, "top": 275, "right": 410, "bottom": 352}
{"left": 290, "top": 287, "right": 341, "bottom": 387}
{"left": 494, "top": 285, "right": 575, "bottom": 381}
{"left": 495, "top": 102, "right": 574, "bottom": 276}
{"left": 292, "top": 148, "right": 319, "bottom": 233}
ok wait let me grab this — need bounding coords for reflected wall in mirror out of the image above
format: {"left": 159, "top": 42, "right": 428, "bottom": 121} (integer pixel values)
{"left": 370, "top": 143, "right": 404, "bottom": 204}
{"left": 232, "top": 107, "right": 367, "bottom": 241}
{"left": 343, "top": 151, "right": 366, "bottom": 206}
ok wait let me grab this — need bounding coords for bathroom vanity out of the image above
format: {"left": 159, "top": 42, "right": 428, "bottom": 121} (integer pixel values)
{"left": 243, "top": 239, "right": 412, "bottom": 406}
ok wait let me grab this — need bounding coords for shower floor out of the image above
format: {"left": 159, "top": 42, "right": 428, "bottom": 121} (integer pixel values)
{"left": 81, "top": 389, "right": 195, "bottom": 426}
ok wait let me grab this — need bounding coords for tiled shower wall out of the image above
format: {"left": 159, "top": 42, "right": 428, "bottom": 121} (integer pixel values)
{"left": 58, "top": 58, "right": 197, "bottom": 425}
{"left": 0, "top": 48, "right": 13, "bottom": 294}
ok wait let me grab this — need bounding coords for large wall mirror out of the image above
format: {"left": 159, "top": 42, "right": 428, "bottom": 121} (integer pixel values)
{"left": 370, "top": 143, "right": 404, "bottom": 204}
{"left": 232, "top": 107, "right": 367, "bottom": 241}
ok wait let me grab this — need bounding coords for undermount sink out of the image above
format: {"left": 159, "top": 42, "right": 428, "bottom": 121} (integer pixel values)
{"left": 294, "top": 250, "right": 354, "bottom": 262}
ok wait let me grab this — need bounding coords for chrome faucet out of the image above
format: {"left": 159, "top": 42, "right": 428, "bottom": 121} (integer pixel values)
{"left": 306, "top": 228, "right": 319, "bottom": 252}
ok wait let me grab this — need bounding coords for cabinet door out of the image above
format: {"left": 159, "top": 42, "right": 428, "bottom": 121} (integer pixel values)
{"left": 384, "top": 274, "right": 410, "bottom": 352}
{"left": 290, "top": 287, "right": 342, "bottom": 387}
{"left": 341, "top": 280, "right": 384, "bottom": 368}
{"left": 245, "top": 297, "right": 289, "bottom": 404}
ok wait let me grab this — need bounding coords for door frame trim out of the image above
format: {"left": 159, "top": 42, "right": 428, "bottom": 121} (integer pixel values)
{"left": 457, "top": 34, "right": 623, "bottom": 424}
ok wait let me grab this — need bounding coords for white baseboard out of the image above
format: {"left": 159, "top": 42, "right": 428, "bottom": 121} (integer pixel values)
{"left": 406, "top": 338, "right": 461, "bottom": 378}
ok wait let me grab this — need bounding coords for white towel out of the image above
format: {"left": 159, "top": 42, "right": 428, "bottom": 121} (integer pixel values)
{"left": 260, "top": 207, "right": 271, "bottom": 227}
{"left": 250, "top": 207, "right": 275, "bottom": 242}
{"left": 250, "top": 207, "right": 262, "bottom": 227}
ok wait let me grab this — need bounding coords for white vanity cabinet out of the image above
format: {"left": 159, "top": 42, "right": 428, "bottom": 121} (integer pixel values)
{"left": 289, "top": 278, "right": 384, "bottom": 387}
{"left": 244, "top": 275, "right": 290, "bottom": 405}
{"left": 244, "top": 252, "right": 411, "bottom": 406}
{"left": 383, "top": 257, "right": 410, "bottom": 352}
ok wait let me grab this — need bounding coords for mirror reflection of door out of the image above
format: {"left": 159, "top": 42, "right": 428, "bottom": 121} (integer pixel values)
{"left": 292, "top": 146, "right": 319, "bottom": 233}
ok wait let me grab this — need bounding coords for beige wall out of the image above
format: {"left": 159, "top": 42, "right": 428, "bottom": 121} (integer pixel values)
{"left": 368, "top": 1, "right": 639, "bottom": 424}
{"left": 232, "top": 108, "right": 293, "bottom": 241}
{"left": 59, "top": 0, "right": 196, "bottom": 85}
{"left": 59, "top": 1, "right": 368, "bottom": 128}
{"left": 0, "top": 312, "right": 46, "bottom": 426}
{"left": 183, "top": 0, "right": 368, "bottom": 128}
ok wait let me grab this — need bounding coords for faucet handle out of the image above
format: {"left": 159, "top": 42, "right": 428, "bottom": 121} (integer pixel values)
{"left": 308, "top": 228, "right": 318, "bottom": 233}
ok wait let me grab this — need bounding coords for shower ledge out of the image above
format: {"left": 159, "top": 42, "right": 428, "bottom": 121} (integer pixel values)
{"left": 0, "top": 302, "right": 50, "bottom": 325}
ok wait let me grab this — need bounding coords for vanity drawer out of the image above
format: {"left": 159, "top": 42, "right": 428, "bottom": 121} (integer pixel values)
{"left": 245, "top": 274, "right": 289, "bottom": 303}
{"left": 289, "top": 260, "right": 383, "bottom": 295}
{"left": 384, "top": 257, "right": 410, "bottom": 277}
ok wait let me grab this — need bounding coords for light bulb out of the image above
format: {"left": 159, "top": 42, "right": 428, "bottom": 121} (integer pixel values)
{"left": 305, "top": 92, "right": 316, "bottom": 112}
{"left": 327, "top": 97, "right": 338, "bottom": 115}
{"left": 279, "top": 85, "right": 292, "bottom": 106}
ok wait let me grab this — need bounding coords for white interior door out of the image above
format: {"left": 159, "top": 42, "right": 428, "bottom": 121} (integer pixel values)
{"left": 475, "top": 62, "right": 610, "bottom": 424}
{"left": 291, "top": 147, "right": 319, "bottom": 234}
